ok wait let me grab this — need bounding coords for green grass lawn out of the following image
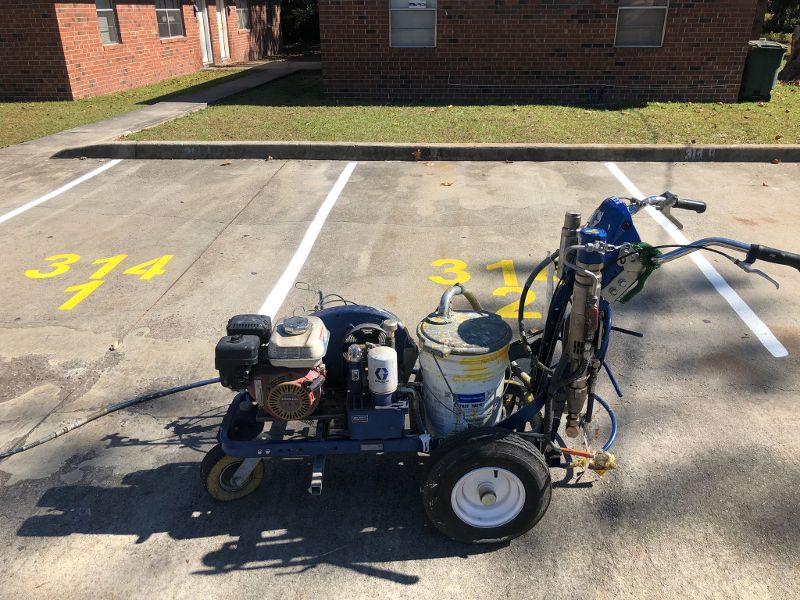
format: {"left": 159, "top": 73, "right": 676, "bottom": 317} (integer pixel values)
{"left": 0, "top": 68, "right": 245, "bottom": 148}
{"left": 130, "top": 71, "right": 799, "bottom": 145}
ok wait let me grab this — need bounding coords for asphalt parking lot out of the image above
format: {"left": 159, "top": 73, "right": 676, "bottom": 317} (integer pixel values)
{"left": 1, "top": 156, "right": 799, "bottom": 599}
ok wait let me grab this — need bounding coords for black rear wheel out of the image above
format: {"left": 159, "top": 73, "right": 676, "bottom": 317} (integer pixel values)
{"left": 201, "top": 444, "right": 264, "bottom": 502}
{"left": 422, "top": 428, "right": 551, "bottom": 543}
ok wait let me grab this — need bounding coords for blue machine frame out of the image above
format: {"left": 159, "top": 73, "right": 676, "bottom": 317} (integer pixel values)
{"left": 219, "top": 393, "right": 428, "bottom": 458}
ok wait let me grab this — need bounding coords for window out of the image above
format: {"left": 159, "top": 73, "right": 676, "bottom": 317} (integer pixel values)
{"left": 615, "top": 0, "right": 668, "bottom": 48}
{"left": 95, "top": 0, "right": 120, "bottom": 45}
{"left": 390, "top": 0, "right": 436, "bottom": 48}
{"left": 236, "top": 0, "right": 251, "bottom": 30}
{"left": 155, "top": 0, "right": 185, "bottom": 39}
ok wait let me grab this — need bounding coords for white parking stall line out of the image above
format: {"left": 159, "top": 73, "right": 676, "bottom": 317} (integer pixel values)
{"left": 605, "top": 161, "right": 788, "bottom": 358}
{"left": 0, "top": 159, "right": 123, "bottom": 226}
{"left": 258, "top": 161, "right": 358, "bottom": 318}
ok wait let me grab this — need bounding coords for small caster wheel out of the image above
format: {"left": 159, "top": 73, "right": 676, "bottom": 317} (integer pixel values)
{"left": 422, "top": 428, "right": 551, "bottom": 544}
{"left": 201, "top": 444, "right": 264, "bottom": 502}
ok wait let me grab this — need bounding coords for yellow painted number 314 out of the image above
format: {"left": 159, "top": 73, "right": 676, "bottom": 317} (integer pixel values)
{"left": 25, "top": 253, "right": 174, "bottom": 311}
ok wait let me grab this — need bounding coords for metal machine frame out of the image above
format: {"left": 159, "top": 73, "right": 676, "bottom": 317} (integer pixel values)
{"left": 205, "top": 191, "right": 800, "bottom": 541}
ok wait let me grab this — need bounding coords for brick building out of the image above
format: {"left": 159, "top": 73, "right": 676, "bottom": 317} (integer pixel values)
{"left": 319, "top": 0, "right": 768, "bottom": 103}
{"left": 1, "top": 1, "right": 281, "bottom": 101}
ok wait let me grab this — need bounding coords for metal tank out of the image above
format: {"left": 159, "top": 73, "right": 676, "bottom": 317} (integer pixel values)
{"left": 417, "top": 286, "right": 512, "bottom": 438}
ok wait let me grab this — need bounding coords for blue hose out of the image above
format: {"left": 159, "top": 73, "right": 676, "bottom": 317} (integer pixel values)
{"left": 592, "top": 392, "right": 618, "bottom": 451}
{"left": 597, "top": 300, "right": 612, "bottom": 362}
{"left": 602, "top": 360, "right": 624, "bottom": 398}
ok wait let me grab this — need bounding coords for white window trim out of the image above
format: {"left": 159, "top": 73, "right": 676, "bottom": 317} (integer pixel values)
{"left": 389, "top": 7, "right": 437, "bottom": 49}
{"left": 96, "top": 1, "right": 121, "bottom": 45}
{"left": 614, "top": 5, "right": 669, "bottom": 48}
{"left": 155, "top": 0, "right": 185, "bottom": 39}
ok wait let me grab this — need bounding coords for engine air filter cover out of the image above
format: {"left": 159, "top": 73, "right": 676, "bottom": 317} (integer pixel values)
{"left": 226, "top": 314, "right": 272, "bottom": 343}
{"left": 215, "top": 334, "right": 260, "bottom": 390}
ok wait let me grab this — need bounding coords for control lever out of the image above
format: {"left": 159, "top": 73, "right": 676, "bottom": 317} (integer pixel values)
{"left": 660, "top": 203, "right": 684, "bottom": 230}
{"left": 660, "top": 192, "right": 684, "bottom": 230}
{"left": 731, "top": 258, "right": 780, "bottom": 289}
{"left": 657, "top": 192, "right": 707, "bottom": 230}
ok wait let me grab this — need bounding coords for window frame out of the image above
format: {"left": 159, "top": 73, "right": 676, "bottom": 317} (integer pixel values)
{"left": 95, "top": 0, "right": 121, "bottom": 45}
{"left": 154, "top": 0, "right": 186, "bottom": 40}
{"left": 236, "top": 0, "right": 251, "bottom": 31}
{"left": 389, "top": 0, "right": 437, "bottom": 49}
{"left": 614, "top": 3, "right": 669, "bottom": 48}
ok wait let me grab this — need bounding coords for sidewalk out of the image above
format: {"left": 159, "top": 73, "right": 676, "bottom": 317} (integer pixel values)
{"left": 0, "top": 59, "right": 320, "bottom": 161}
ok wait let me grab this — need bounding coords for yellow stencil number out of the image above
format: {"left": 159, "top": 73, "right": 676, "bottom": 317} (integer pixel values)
{"left": 487, "top": 259, "right": 540, "bottom": 319}
{"left": 59, "top": 280, "right": 104, "bottom": 311}
{"left": 123, "top": 255, "right": 174, "bottom": 280}
{"left": 25, "top": 254, "right": 81, "bottom": 279}
{"left": 488, "top": 258, "right": 556, "bottom": 284}
{"left": 25, "top": 251, "right": 175, "bottom": 312}
{"left": 90, "top": 254, "right": 128, "bottom": 279}
{"left": 493, "top": 286, "right": 541, "bottom": 320}
{"left": 429, "top": 258, "right": 471, "bottom": 286}
{"left": 486, "top": 259, "right": 519, "bottom": 287}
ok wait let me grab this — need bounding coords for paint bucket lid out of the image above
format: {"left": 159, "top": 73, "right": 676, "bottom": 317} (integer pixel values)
{"left": 417, "top": 310, "right": 512, "bottom": 356}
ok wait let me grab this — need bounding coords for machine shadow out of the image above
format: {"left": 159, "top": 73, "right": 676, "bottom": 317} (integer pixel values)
{"left": 101, "top": 406, "right": 226, "bottom": 454}
{"left": 16, "top": 452, "right": 496, "bottom": 583}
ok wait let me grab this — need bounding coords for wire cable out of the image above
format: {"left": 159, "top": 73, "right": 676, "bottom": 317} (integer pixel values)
{"left": 0, "top": 378, "right": 220, "bottom": 460}
{"left": 617, "top": 243, "right": 738, "bottom": 263}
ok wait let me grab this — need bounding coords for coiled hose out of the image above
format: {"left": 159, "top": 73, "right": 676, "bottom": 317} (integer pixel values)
{"left": 0, "top": 377, "right": 220, "bottom": 460}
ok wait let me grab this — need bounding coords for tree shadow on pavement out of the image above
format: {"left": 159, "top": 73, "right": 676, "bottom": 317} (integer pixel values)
{"left": 101, "top": 406, "right": 226, "bottom": 455}
{"left": 16, "top": 452, "right": 496, "bottom": 584}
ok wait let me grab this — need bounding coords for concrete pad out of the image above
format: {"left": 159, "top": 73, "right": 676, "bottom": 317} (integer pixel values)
{"left": 0, "top": 158, "right": 798, "bottom": 599}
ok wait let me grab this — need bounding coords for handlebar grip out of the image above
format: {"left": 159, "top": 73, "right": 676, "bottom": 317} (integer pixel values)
{"left": 746, "top": 244, "right": 800, "bottom": 271}
{"left": 673, "top": 198, "right": 707, "bottom": 213}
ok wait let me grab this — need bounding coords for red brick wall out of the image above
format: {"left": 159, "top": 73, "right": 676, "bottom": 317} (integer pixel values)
{"left": 0, "top": 2, "right": 71, "bottom": 101}
{"left": 320, "top": 0, "right": 762, "bottom": 103}
{"left": 56, "top": 1, "right": 203, "bottom": 100}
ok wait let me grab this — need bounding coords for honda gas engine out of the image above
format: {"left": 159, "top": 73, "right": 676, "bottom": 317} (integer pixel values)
{"left": 215, "top": 314, "right": 329, "bottom": 420}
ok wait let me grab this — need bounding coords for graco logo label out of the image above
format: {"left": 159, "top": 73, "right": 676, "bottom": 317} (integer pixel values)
{"left": 457, "top": 392, "right": 486, "bottom": 405}
{"left": 375, "top": 367, "right": 389, "bottom": 381}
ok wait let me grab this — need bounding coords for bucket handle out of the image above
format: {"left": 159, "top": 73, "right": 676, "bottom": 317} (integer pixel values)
{"left": 437, "top": 285, "right": 483, "bottom": 320}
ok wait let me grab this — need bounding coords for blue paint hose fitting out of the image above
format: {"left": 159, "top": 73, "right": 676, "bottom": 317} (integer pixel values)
{"left": 577, "top": 227, "right": 607, "bottom": 265}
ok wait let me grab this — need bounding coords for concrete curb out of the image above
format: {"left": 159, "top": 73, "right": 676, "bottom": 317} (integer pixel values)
{"left": 53, "top": 141, "right": 800, "bottom": 162}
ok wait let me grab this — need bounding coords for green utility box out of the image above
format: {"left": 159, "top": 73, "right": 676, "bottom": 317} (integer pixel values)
{"left": 739, "top": 39, "right": 787, "bottom": 101}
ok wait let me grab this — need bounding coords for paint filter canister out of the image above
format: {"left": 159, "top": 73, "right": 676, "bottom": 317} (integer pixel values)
{"left": 367, "top": 346, "right": 398, "bottom": 406}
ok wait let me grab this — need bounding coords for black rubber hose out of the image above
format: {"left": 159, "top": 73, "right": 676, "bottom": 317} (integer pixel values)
{"left": 518, "top": 250, "right": 560, "bottom": 340}
{"left": 532, "top": 275, "right": 572, "bottom": 394}
{"left": 0, "top": 377, "right": 220, "bottom": 460}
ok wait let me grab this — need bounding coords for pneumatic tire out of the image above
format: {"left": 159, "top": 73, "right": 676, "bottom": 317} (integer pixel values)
{"left": 422, "top": 428, "right": 551, "bottom": 544}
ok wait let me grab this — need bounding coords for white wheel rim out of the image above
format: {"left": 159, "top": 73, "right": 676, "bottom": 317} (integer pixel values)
{"left": 450, "top": 467, "right": 526, "bottom": 528}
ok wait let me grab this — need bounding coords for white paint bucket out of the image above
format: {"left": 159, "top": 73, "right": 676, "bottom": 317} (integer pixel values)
{"left": 417, "top": 294, "right": 512, "bottom": 438}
